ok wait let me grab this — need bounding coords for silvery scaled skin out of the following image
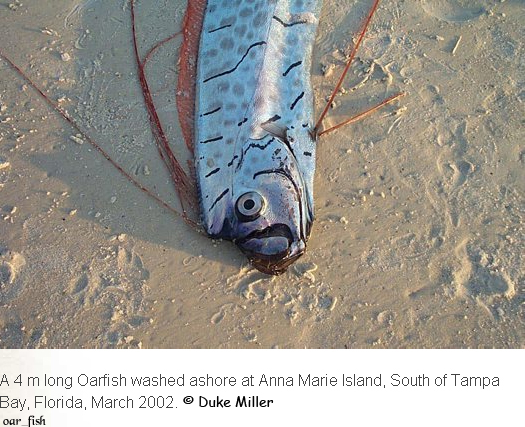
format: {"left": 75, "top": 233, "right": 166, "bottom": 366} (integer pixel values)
{"left": 195, "top": 0, "right": 323, "bottom": 274}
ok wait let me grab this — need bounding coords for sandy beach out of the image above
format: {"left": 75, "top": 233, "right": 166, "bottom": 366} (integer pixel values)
{"left": 0, "top": 0, "right": 523, "bottom": 348}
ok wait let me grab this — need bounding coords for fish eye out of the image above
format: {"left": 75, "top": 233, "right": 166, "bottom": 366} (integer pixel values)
{"left": 236, "top": 191, "right": 265, "bottom": 222}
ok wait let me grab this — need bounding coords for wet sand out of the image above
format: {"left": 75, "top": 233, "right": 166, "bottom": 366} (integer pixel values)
{"left": 0, "top": 0, "right": 523, "bottom": 348}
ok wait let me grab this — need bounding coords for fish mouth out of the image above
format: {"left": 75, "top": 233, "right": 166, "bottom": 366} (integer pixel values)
{"left": 248, "top": 252, "right": 304, "bottom": 275}
{"left": 235, "top": 224, "right": 305, "bottom": 275}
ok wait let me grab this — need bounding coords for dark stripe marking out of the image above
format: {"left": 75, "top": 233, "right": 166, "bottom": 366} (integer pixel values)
{"left": 290, "top": 92, "right": 305, "bottom": 110}
{"left": 244, "top": 138, "right": 274, "bottom": 155}
{"left": 238, "top": 117, "right": 248, "bottom": 126}
{"left": 203, "top": 41, "right": 267, "bottom": 83}
{"left": 201, "top": 107, "right": 221, "bottom": 117}
{"left": 200, "top": 136, "right": 224, "bottom": 144}
{"left": 283, "top": 61, "right": 302, "bottom": 76}
{"left": 209, "top": 188, "right": 229, "bottom": 211}
{"left": 208, "top": 24, "right": 231, "bottom": 33}
{"left": 228, "top": 155, "right": 239, "bottom": 167}
{"left": 273, "top": 16, "right": 308, "bottom": 27}
{"left": 205, "top": 167, "right": 221, "bottom": 178}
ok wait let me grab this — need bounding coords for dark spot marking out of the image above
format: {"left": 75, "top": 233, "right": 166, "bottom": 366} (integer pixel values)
{"left": 238, "top": 118, "right": 248, "bottom": 126}
{"left": 283, "top": 61, "right": 302, "bottom": 76}
{"left": 233, "top": 83, "right": 245, "bottom": 96}
{"left": 303, "top": 151, "right": 312, "bottom": 157}
{"left": 240, "top": 7, "right": 252, "bottom": 17}
{"left": 235, "top": 24, "right": 247, "bottom": 37}
{"left": 220, "top": 37, "right": 235, "bottom": 50}
{"left": 220, "top": 15, "right": 236, "bottom": 26}
{"left": 253, "top": 11, "right": 266, "bottom": 27}
{"left": 218, "top": 81, "right": 230, "bottom": 92}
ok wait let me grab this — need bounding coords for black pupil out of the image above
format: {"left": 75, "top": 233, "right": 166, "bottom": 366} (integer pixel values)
{"left": 243, "top": 199, "right": 256, "bottom": 211}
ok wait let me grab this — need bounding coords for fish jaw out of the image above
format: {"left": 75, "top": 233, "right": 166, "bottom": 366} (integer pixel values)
{"left": 203, "top": 163, "right": 313, "bottom": 275}
{"left": 235, "top": 226, "right": 307, "bottom": 275}
{"left": 245, "top": 249, "right": 305, "bottom": 276}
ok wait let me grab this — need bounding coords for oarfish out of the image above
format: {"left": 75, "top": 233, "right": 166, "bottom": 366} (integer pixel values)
{"left": 178, "top": 0, "right": 322, "bottom": 275}
{"left": 175, "top": 0, "right": 404, "bottom": 275}
{"left": 0, "top": 0, "right": 401, "bottom": 276}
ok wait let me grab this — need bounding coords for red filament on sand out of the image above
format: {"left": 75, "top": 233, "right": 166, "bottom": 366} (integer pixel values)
{"left": 0, "top": 49, "right": 197, "bottom": 227}
{"left": 130, "top": 0, "right": 199, "bottom": 223}
{"left": 315, "top": 0, "right": 383, "bottom": 134}
{"left": 319, "top": 92, "right": 406, "bottom": 137}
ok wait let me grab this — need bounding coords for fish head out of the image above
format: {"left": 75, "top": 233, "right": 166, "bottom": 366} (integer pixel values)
{"left": 229, "top": 134, "right": 314, "bottom": 275}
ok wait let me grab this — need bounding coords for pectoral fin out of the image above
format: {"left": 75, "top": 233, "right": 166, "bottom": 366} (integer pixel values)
{"left": 260, "top": 121, "right": 288, "bottom": 142}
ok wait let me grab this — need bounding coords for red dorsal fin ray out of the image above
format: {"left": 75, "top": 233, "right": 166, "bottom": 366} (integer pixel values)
{"left": 318, "top": 92, "right": 405, "bottom": 137}
{"left": 315, "top": 0, "right": 405, "bottom": 137}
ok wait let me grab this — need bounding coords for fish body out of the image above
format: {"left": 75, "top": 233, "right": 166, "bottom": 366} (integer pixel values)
{"left": 0, "top": 0, "right": 395, "bottom": 276}
{"left": 193, "top": 0, "right": 323, "bottom": 274}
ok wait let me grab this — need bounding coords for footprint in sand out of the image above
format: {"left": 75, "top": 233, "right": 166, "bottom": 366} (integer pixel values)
{"left": 68, "top": 245, "right": 148, "bottom": 309}
{"left": 466, "top": 248, "right": 515, "bottom": 300}
{"left": 453, "top": 240, "right": 515, "bottom": 301}
{"left": 0, "top": 250, "right": 26, "bottom": 304}
{"left": 0, "top": 308, "right": 24, "bottom": 348}
{"left": 421, "top": 0, "right": 488, "bottom": 23}
{"left": 449, "top": 160, "right": 474, "bottom": 188}
{"left": 66, "top": 245, "right": 150, "bottom": 347}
